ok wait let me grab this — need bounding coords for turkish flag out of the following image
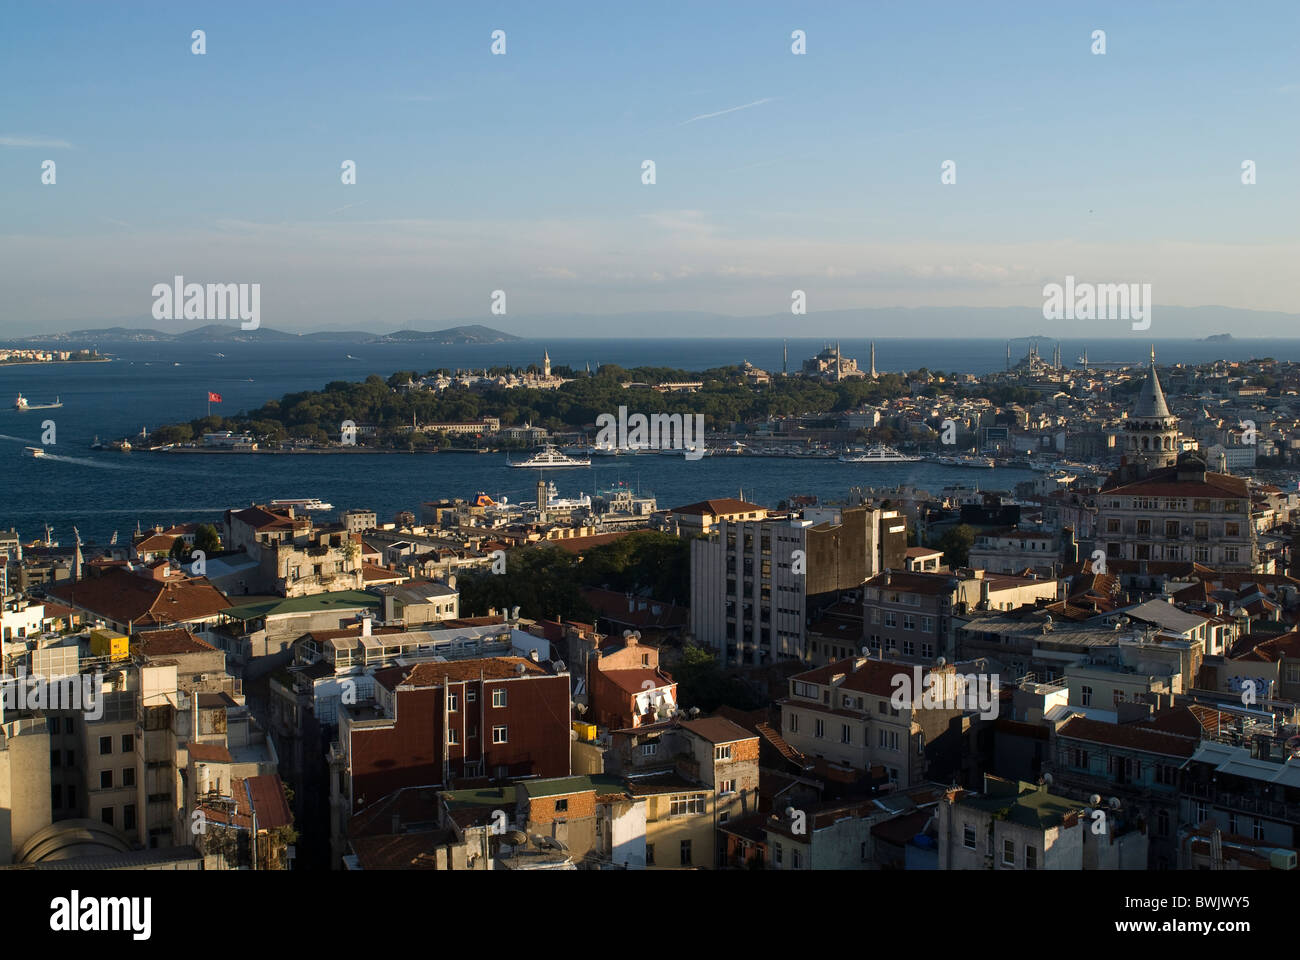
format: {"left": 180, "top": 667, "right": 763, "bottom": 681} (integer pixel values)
{"left": 208, "top": 392, "right": 222, "bottom": 403}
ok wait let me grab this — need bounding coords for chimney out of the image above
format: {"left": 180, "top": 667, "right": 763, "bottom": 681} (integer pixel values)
{"left": 362, "top": 617, "right": 372, "bottom": 637}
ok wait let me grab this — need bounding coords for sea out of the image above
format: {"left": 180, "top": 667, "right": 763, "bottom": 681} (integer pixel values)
{"left": 2, "top": 337, "right": 1297, "bottom": 546}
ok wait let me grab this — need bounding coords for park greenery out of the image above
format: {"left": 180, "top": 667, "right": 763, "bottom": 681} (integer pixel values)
{"left": 146, "top": 362, "right": 1052, "bottom": 448}
{"left": 456, "top": 531, "right": 691, "bottom": 623}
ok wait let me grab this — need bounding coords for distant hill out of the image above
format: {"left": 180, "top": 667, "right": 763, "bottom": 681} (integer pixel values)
{"left": 366, "top": 325, "right": 520, "bottom": 344}
{"left": 20, "top": 323, "right": 519, "bottom": 344}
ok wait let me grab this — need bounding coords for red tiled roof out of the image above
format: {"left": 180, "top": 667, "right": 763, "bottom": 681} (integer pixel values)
{"left": 48, "top": 568, "right": 231, "bottom": 627}
{"left": 668, "top": 499, "right": 766, "bottom": 517}
{"left": 678, "top": 716, "right": 756, "bottom": 745}
{"left": 1056, "top": 716, "right": 1198, "bottom": 757}
{"left": 600, "top": 668, "right": 674, "bottom": 694}
{"left": 188, "top": 743, "right": 233, "bottom": 763}
{"left": 374, "top": 656, "right": 550, "bottom": 690}
{"left": 133, "top": 628, "right": 217, "bottom": 656}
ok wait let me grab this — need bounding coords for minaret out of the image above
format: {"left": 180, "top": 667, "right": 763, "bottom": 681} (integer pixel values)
{"left": 783, "top": 339, "right": 788, "bottom": 375}
{"left": 543, "top": 350, "right": 551, "bottom": 378}
{"left": 835, "top": 342, "right": 842, "bottom": 382}
{"left": 870, "top": 341, "right": 877, "bottom": 379}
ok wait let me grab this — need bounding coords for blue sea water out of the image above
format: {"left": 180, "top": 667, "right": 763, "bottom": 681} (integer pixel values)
{"left": 1, "top": 337, "right": 1296, "bottom": 545}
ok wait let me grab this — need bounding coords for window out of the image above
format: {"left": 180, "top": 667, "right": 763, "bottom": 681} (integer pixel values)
{"left": 555, "top": 799, "right": 568, "bottom": 813}
{"left": 902, "top": 615, "right": 915, "bottom": 631}
{"left": 714, "top": 744, "right": 732, "bottom": 761}
{"left": 100, "top": 770, "right": 113, "bottom": 789}
{"left": 814, "top": 719, "right": 825, "bottom": 739}
{"left": 884, "top": 612, "right": 897, "bottom": 628}
{"left": 492, "top": 689, "right": 507, "bottom": 708}
{"left": 792, "top": 681, "right": 818, "bottom": 699}
{"left": 1071, "top": 748, "right": 1090, "bottom": 770}
{"left": 1158, "top": 809, "right": 1170, "bottom": 836}
{"left": 101, "top": 807, "right": 114, "bottom": 826}
{"left": 469, "top": 725, "right": 478, "bottom": 739}
{"left": 1025, "top": 845, "right": 1037, "bottom": 870}
{"left": 467, "top": 688, "right": 477, "bottom": 703}
{"left": 448, "top": 693, "right": 458, "bottom": 712}
{"left": 680, "top": 840, "right": 693, "bottom": 865}
{"left": 642, "top": 653, "right": 651, "bottom": 666}
{"left": 788, "top": 713, "right": 798, "bottom": 733}
{"left": 1081, "top": 686, "right": 1093, "bottom": 707}
{"left": 921, "top": 617, "right": 934, "bottom": 633}
{"left": 99, "top": 736, "right": 112, "bottom": 755}
{"left": 1002, "top": 839, "right": 1015, "bottom": 866}
{"left": 646, "top": 843, "right": 655, "bottom": 866}
{"left": 448, "top": 728, "right": 459, "bottom": 745}
{"left": 51, "top": 750, "right": 60, "bottom": 767}
{"left": 719, "top": 779, "right": 735, "bottom": 795}
{"left": 1253, "top": 819, "right": 1264, "bottom": 841}
{"left": 878, "top": 729, "right": 899, "bottom": 751}
{"left": 123, "top": 804, "right": 136, "bottom": 832}
{"left": 122, "top": 767, "right": 135, "bottom": 787}
{"left": 841, "top": 724, "right": 852, "bottom": 744}
{"left": 640, "top": 742, "right": 658, "bottom": 757}
{"left": 121, "top": 734, "right": 133, "bottom": 753}
{"left": 963, "top": 825, "right": 976, "bottom": 849}
{"left": 492, "top": 725, "right": 508, "bottom": 743}
{"left": 791, "top": 849, "right": 802, "bottom": 869}
{"left": 67, "top": 786, "right": 76, "bottom": 807}
{"left": 669, "top": 794, "right": 706, "bottom": 816}
{"left": 774, "top": 843, "right": 783, "bottom": 866}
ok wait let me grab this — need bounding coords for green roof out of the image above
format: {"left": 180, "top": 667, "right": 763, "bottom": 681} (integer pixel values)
{"left": 959, "top": 779, "right": 1083, "bottom": 829}
{"left": 519, "top": 775, "right": 626, "bottom": 800}
{"left": 220, "top": 590, "right": 381, "bottom": 622}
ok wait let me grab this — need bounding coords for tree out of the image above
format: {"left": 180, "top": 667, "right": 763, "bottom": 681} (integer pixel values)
{"left": 937, "top": 524, "right": 976, "bottom": 568}
{"left": 194, "top": 524, "right": 222, "bottom": 555}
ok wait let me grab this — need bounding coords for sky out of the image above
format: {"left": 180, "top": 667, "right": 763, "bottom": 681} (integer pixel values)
{"left": 1, "top": 0, "right": 1298, "bottom": 337}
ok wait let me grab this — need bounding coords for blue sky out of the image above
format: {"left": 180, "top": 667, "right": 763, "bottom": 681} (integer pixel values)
{"left": 2, "top": 0, "right": 1297, "bottom": 336}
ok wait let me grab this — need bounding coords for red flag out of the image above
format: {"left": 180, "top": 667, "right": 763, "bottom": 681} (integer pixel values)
{"left": 208, "top": 392, "right": 222, "bottom": 403}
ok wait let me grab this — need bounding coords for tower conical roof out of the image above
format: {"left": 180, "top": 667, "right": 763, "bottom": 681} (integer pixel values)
{"left": 1134, "top": 358, "right": 1170, "bottom": 419}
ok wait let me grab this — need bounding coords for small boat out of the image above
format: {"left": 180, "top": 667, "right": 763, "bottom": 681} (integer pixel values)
{"left": 214, "top": 353, "right": 226, "bottom": 358}
{"left": 14, "top": 394, "right": 62, "bottom": 411}
{"left": 508, "top": 445, "right": 592, "bottom": 469}
{"left": 23, "top": 446, "right": 44, "bottom": 458}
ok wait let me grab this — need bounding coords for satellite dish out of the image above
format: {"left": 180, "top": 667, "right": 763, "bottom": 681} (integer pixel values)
{"left": 1108, "top": 797, "right": 1120, "bottom": 809}
{"left": 575, "top": 703, "right": 587, "bottom": 715}
{"left": 784, "top": 806, "right": 796, "bottom": 818}
{"left": 623, "top": 630, "right": 632, "bottom": 639}
{"left": 936, "top": 656, "right": 946, "bottom": 667}
{"left": 1089, "top": 794, "right": 1101, "bottom": 806}
{"left": 1042, "top": 773, "right": 1053, "bottom": 785}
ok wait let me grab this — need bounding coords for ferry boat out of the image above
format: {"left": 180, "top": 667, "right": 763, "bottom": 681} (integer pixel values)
{"left": 508, "top": 445, "right": 591, "bottom": 469}
{"left": 23, "top": 446, "right": 44, "bottom": 458}
{"left": 936, "top": 454, "right": 995, "bottom": 469}
{"left": 838, "top": 444, "right": 921, "bottom": 463}
{"left": 270, "top": 498, "right": 335, "bottom": 511}
{"left": 14, "top": 394, "right": 62, "bottom": 411}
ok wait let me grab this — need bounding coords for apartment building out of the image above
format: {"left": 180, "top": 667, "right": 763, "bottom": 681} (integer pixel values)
{"left": 779, "top": 656, "right": 972, "bottom": 787}
{"left": 691, "top": 505, "right": 907, "bottom": 666}
{"left": 1097, "top": 455, "right": 1261, "bottom": 573}
{"left": 864, "top": 569, "right": 1060, "bottom": 663}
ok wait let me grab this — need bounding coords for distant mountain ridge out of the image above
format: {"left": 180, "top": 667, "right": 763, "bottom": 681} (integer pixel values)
{"left": 20, "top": 324, "right": 521, "bottom": 344}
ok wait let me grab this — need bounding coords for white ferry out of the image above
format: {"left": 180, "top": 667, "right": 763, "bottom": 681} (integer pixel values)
{"left": 270, "top": 498, "right": 335, "bottom": 511}
{"left": 508, "top": 445, "right": 591, "bottom": 468}
{"left": 936, "top": 454, "right": 995, "bottom": 469}
{"left": 839, "top": 444, "right": 921, "bottom": 463}
{"left": 23, "top": 446, "right": 45, "bottom": 458}
{"left": 14, "top": 394, "right": 62, "bottom": 411}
